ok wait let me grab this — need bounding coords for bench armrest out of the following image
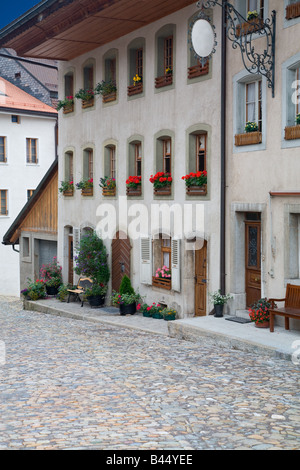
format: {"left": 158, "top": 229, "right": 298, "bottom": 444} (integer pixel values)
{"left": 268, "top": 297, "right": 286, "bottom": 308}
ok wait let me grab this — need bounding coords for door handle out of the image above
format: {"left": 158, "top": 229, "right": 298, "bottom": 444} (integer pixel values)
{"left": 202, "top": 279, "right": 207, "bottom": 283}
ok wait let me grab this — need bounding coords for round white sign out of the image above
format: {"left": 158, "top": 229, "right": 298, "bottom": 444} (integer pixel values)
{"left": 191, "top": 18, "right": 215, "bottom": 58}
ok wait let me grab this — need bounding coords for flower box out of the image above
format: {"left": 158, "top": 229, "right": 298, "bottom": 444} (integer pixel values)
{"left": 154, "top": 185, "right": 172, "bottom": 196}
{"left": 286, "top": 1, "right": 300, "bottom": 20}
{"left": 102, "top": 92, "right": 117, "bottom": 103}
{"left": 102, "top": 187, "right": 116, "bottom": 197}
{"left": 284, "top": 125, "right": 300, "bottom": 140}
{"left": 155, "top": 74, "right": 173, "bottom": 88}
{"left": 81, "top": 187, "right": 93, "bottom": 196}
{"left": 186, "top": 184, "right": 207, "bottom": 196}
{"left": 235, "top": 131, "right": 262, "bottom": 146}
{"left": 63, "top": 103, "right": 74, "bottom": 114}
{"left": 126, "top": 186, "right": 142, "bottom": 196}
{"left": 82, "top": 98, "right": 94, "bottom": 108}
{"left": 152, "top": 276, "right": 171, "bottom": 290}
{"left": 127, "top": 83, "right": 143, "bottom": 96}
{"left": 236, "top": 17, "right": 264, "bottom": 37}
{"left": 188, "top": 62, "right": 209, "bottom": 79}
{"left": 63, "top": 189, "right": 74, "bottom": 197}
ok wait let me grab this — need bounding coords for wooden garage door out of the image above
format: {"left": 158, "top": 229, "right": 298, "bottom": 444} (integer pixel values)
{"left": 111, "top": 231, "right": 131, "bottom": 292}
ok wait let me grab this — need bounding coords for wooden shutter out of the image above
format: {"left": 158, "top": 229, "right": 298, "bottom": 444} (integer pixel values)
{"left": 140, "top": 236, "right": 152, "bottom": 284}
{"left": 171, "top": 238, "right": 180, "bottom": 292}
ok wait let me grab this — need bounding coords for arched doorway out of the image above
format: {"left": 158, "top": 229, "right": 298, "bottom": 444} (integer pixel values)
{"left": 111, "top": 231, "right": 131, "bottom": 292}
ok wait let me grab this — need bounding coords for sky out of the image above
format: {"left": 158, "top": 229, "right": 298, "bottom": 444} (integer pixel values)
{"left": 0, "top": 1, "right": 41, "bottom": 30}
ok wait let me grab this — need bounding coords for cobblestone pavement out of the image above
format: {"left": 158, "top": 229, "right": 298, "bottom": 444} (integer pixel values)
{"left": 0, "top": 296, "right": 299, "bottom": 450}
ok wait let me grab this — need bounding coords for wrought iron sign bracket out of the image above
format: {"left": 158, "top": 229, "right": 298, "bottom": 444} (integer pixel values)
{"left": 193, "top": 0, "right": 276, "bottom": 97}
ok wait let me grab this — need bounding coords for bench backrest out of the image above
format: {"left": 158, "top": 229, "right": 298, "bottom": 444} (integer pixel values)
{"left": 285, "top": 283, "right": 300, "bottom": 308}
{"left": 77, "top": 277, "right": 93, "bottom": 290}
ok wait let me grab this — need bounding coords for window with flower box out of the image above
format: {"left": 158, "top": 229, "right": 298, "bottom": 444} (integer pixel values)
{"left": 103, "top": 143, "right": 117, "bottom": 196}
{"left": 0, "top": 137, "right": 6, "bottom": 163}
{"left": 155, "top": 25, "right": 175, "bottom": 90}
{"left": 282, "top": 53, "right": 300, "bottom": 146}
{"left": 102, "top": 49, "right": 118, "bottom": 103}
{"left": 0, "top": 190, "right": 8, "bottom": 215}
{"left": 63, "top": 71, "right": 74, "bottom": 113}
{"left": 127, "top": 138, "right": 143, "bottom": 196}
{"left": 153, "top": 133, "right": 173, "bottom": 196}
{"left": 26, "top": 138, "right": 38, "bottom": 163}
{"left": 81, "top": 60, "right": 95, "bottom": 108}
{"left": 128, "top": 39, "right": 144, "bottom": 97}
{"left": 185, "top": 130, "right": 208, "bottom": 196}
{"left": 62, "top": 150, "right": 74, "bottom": 196}
{"left": 286, "top": 0, "right": 300, "bottom": 20}
{"left": 235, "top": 0, "right": 265, "bottom": 36}
{"left": 81, "top": 148, "right": 94, "bottom": 196}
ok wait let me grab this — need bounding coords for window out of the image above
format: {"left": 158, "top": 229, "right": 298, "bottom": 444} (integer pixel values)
{"left": 11, "top": 115, "right": 20, "bottom": 123}
{"left": 155, "top": 25, "right": 175, "bottom": 89}
{"left": 163, "top": 139, "right": 171, "bottom": 174}
{"left": 128, "top": 39, "right": 145, "bottom": 97}
{"left": 246, "top": 80, "right": 262, "bottom": 131}
{"left": 135, "top": 143, "right": 142, "bottom": 176}
{"left": 0, "top": 137, "right": 6, "bottom": 163}
{"left": 64, "top": 151, "right": 73, "bottom": 181}
{"left": 83, "top": 63, "right": 94, "bottom": 91}
{"left": 27, "top": 189, "right": 35, "bottom": 200}
{"left": 282, "top": 53, "right": 300, "bottom": 145}
{"left": 26, "top": 138, "right": 38, "bottom": 163}
{"left": 23, "top": 237, "right": 30, "bottom": 258}
{"left": 103, "top": 49, "right": 118, "bottom": 103}
{"left": 83, "top": 148, "right": 93, "bottom": 180}
{"left": 0, "top": 190, "right": 8, "bottom": 215}
{"left": 236, "top": 0, "right": 265, "bottom": 18}
{"left": 154, "top": 132, "right": 174, "bottom": 191}
{"left": 161, "top": 237, "right": 171, "bottom": 269}
{"left": 104, "top": 144, "right": 116, "bottom": 179}
{"left": 186, "top": 127, "right": 208, "bottom": 196}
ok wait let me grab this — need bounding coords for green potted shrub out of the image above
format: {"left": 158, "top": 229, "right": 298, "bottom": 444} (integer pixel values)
{"left": 209, "top": 290, "right": 233, "bottom": 317}
{"left": 84, "top": 283, "right": 107, "bottom": 308}
{"left": 111, "top": 275, "right": 140, "bottom": 315}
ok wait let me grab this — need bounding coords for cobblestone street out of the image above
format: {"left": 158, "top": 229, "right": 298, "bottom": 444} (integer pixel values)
{"left": 0, "top": 296, "right": 299, "bottom": 450}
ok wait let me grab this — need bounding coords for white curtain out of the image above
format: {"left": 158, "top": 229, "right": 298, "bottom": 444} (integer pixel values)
{"left": 247, "top": 82, "right": 256, "bottom": 122}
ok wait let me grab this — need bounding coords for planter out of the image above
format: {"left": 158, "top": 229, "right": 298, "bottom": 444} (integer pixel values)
{"left": 188, "top": 62, "right": 209, "bottom": 79}
{"left": 214, "top": 304, "right": 224, "bottom": 318}
{"left": 81, "top": 187, "right": 93, "bottom": 196}
{"left": 63, "top": 189, "right": 74, "bottom": 197}
{"left": 126, "top": 186, "right": 142, "bottom": 197}
{"left": 236, "top": 17, "right": 264, "bottom": 37}
{"left": 235, "top": 131, "right": 262, "bottom": 146}
{"left": 284, "top": 125, "right": 300, "bottom": 140}
{"left": 88, "top": 295, "right": 105, "bottom": 308}
{"left": 119, "top": 302, "right": 136, "bottom": 315}
{"left": 155, "top": 74, "right": 173, "bottom": 88}
{"left": 63, "top": 103, "right": 74, "bottom": 114}
{"left": 102, "top": 187, "right": 116, "bottom": 197}
{"left": 128, "top": 83, "right": 143, "bottom": 96}
{"left": 286, "top": 1, "right": 300, "bottom": 20}
{"left": 102, "top": 92, "right": 117, "bottom": 103}
{"left": 152, "top": 312, "right": 163, "bottom": 319}
{"left": 143, "top": 311, "right": 152, "bottom": 317}
{"left": 186, "top": 184, "right": 207, "bottom": 196}
{"left": 154, "top": 185, "right": 172, "bottom": 196}
{"left": 255, "top": 320, "right": 270, "bottom": 328}
{"left": 82, "top": 98, "right": 94, "bottom": 108}
{"left": 164, "top": 314, "right": 176, "bottom": 321}
{"left": 46, "top": 285, "right": 59, "bottom": 296}
{"left": 152, "top": 276, "right": 171, "bottom": 290}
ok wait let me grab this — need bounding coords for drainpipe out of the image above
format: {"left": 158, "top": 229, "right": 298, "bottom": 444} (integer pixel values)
{"left": 220, "top": 2, "right": 226, "bottom": 294}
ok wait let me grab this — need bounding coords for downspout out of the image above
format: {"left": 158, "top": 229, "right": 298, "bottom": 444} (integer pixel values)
{"left": 220, "top": 2, "right": 226, "bottom": 294}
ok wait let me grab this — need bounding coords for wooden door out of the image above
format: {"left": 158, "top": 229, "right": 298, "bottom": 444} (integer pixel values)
{"left": 245, "top": 221, "right": 261, "bottom": 307}
{"left": 195, "top": 241, "right": 207, "bottom": 316}
{"left": 68, "top": 235, "right": 73, "bottom": 285}
{"left": 111, "top": 231, "right": 131, "bottom": 292}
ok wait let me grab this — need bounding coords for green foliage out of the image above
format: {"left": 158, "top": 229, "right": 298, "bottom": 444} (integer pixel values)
{"left": 74, "top": 232, "right": 110, "bottom": 285}
{"left": 21, "top": 279, "right": 46, "bottom": 301}
{"left": 119, "top": 275, "right": 135, "bottom": 295}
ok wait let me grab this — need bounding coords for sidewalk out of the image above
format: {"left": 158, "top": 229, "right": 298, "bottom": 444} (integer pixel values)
{"left": 23, "top": 297, "right": 300, "bottom": 362}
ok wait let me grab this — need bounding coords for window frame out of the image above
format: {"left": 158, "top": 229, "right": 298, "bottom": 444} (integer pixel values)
{"left": 0, "top": 189, "right": 8, "bottom": 215}
{"left": 281, "top": 52, "right": 300, "bottom": 148}
{"left": 26, "top": 138, "right": 38, "bottom": 164}
{"left": 64, "top": 150, "right": 74, "bottom": 181}
{"left": 0, "top": 137, "right": 7, "bottom": 163}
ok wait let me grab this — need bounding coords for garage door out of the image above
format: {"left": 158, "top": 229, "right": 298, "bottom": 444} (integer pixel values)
{"left": 39, "top": 240, "right": 57, "bottom": 273}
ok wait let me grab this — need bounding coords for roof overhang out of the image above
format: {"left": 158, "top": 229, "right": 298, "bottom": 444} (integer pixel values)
{"left": 0, "top": 0, "right": 195, "bottom": 61}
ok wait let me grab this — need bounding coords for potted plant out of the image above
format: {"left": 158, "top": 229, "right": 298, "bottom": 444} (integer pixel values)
{"left": 137, "top": 303, "right": 152, "bottom": 317}
{"left": 128, "top": 74, "right": 143, "bottom": 96}
{"left": 285, "top": 113, "right": 300, "bottom": 140}
{"left": 59, "top": 180, "right": 74, "bottom": 196}
{"left": 162, "top": 307, "right": 177, "bottom": 321}
{"left": 236, "top": 10, "right": 263, "bottom": 37}
{"left": 84, "top": 283, "right": 107, "bottom": 307}
{"left": 111, "top": 275, "right": 140, "bottom": 315}
{"left": 126, "top": 175, "right": 142, "bottom": 196}
{"left": 40, "top": 257, "right": 63, "bottom": 295}
{"left": 76, "top": 178, "right": 93, "bottom": 196}
{"left": 99, "top": 176, "right": 116, "bottom": 196}
{"left": 149, "top": 172, "right": 172, "bottom": 195}
{"left": 74, "top": 232, "right": 110, "bottom": 286}
{"left": 95, "top": 79, "right": 117, "bottom": 103}
{"left": 248, "top": 297, "right": 271, "bottom": 328}
{"left": 235, "top": 121, "right": 262, "bottom": 146}
{"left": 152, "top": 266, "right": 171, "bottom": 290}
{"left": 155, "top": 67, "right": 173, "bottom": 88}
{"left": 56, "top": 95, "right": 74, "bottom": 113}
{"left": 75, "top": 88, "right": 95, "bottom": 108}
{"left": 182, "top": 170, "right": 207, "bottom": 195}
{"left": 209, "top": 290, "right": 233, "bottom": 317}
{"left": 21, "top": 279, "right": 46, "bottom": 301}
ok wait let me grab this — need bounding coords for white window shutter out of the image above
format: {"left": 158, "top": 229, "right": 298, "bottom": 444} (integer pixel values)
{"left": 73, "top": 227, "right": 80, "bottom": 266}
{"left": 140, "top": 236, "right": 152, "bottom": 284}
{"left": 171, "top": 238, "right": 180, "bottom": 292}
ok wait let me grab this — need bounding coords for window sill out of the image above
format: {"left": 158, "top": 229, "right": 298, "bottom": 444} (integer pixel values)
{"left": 284, "top": 125, "right": 300, "bottom": 140}
{"left": 235, "top": 131, "right": 262, "bottom": 146}
{"left": 152, "top": 276, "right": 171, "bottom": 290}
{"left": 286, "top": 2, "right": 300, "bottom": 20}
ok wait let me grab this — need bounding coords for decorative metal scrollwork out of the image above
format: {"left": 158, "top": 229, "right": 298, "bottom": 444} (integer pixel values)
{"left": 194, "top": 0, "right": 276, "bottom": 97}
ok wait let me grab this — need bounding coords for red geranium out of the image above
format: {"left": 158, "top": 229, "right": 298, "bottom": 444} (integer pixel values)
{"left": 149, "top": 172, "right": 172, "bottom": 189}
{"left": 126, "top": 175, "right": 141, "bottom": 189}
{"left": 182, "top": 170, "right": 207, "bottom": 187}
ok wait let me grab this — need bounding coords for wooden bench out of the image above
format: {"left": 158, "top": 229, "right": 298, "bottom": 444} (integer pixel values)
{"left": 67, "top": 277, "right": 93, "bottom": 307}
{"left": 269, "top": 283, "right": 300, "bottom": 332}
